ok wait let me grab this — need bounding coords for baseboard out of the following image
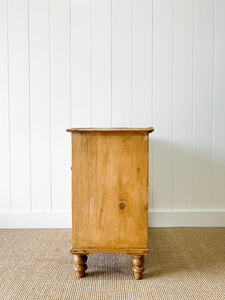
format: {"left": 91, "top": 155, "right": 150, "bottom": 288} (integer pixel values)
{"left": 148, "top": 211, "right": 225, "bottom": 227}
{"left": 0, "top": 210, "right": 224, "bottom": 228}
{"left": 0, "top": 211, "right": 72, "bottom": 228}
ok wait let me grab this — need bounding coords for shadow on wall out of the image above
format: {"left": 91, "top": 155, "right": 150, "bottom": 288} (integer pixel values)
{"left": 148, "top": 138, "right": 225, "bottom": 211}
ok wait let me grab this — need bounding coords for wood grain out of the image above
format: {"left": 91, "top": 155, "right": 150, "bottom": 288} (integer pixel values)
{"left": 70, "top": 131, "right": 151, "bottom": 252}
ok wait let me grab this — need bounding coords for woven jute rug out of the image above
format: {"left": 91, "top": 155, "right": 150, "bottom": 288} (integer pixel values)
{"left": 0, "top": 228, "right": 224, "bottom": 299}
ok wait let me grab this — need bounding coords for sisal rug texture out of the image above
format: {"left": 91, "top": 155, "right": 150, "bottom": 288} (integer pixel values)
{"left": 0, "top": 228, "right": 225, "bottom": 299}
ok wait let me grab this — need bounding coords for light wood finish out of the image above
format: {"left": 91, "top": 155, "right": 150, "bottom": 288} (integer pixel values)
{"left": 68, "top": 128, "right": 154, "bottom": 279}
{"left": 72, "top": 132, "right": 148, "bottom": 249}
{"left": 67, "top": 127, "right": 154, "bottom": 133}
{"left": 70, "top": 248, "right": 149, "bottom": 255}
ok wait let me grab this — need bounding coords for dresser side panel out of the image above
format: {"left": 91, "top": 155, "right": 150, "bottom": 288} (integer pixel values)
{"left": 71, "top": 132, "right": 148, "bottom": 249}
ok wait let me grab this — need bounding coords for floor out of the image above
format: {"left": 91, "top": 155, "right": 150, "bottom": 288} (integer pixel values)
{"left": 0, "top": 228, "right": 225, "bottom": 299}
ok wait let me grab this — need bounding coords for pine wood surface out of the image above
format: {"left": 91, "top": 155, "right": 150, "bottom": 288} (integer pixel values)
{"left": 69, "top": 129, "right": 153, "bottom": 279}
{"left": 71, "top": 131, "right": 150, "bottom": 251}
{"left": 67, "top": 128, "right": 154, "bottom": 133}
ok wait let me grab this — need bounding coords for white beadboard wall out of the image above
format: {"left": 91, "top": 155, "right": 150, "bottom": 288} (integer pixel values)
{"left": 0, "top": 0, "right": 225, "bottom": 228}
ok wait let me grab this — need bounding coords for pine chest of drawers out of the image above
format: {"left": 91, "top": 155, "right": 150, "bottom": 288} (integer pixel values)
{"left": 67, "top": 128, "right": 154, "bottom": 279}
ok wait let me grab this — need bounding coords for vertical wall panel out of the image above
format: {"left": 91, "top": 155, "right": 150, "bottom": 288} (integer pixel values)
{"left": 133, "top": 0, "right": 152, "bottom": 127}
{"left": 152, "top": 0, "right": 173, "bottom": 211}
{"left": 29, "top": 0, "right": 51, "bottom": 211}
{"left": 132, "top": 0, "right": 153, "bottom": 210}
{"left": 92, "top": 0, "right": 111, "bottom": 127}
{"left": 213, "top": 0, "right": 225, "bottom": 209}
{"left": 173, "top": 0, "right": 194, "bottom": 210}
{"left": 193, "top": 0, "right": 213, "bottom": 210}
{"left": 71, "top": 0, "right": 91, "bottom": 127}
{"left": 8, "top": 0, "right": 30, "bottom": 211}
{"left": 112, "top": 0, "right": 132, "bottom": 127}
{"left": 1, "top": 0, "right": 225, "bottom": 224}
{"left": 0, "top": 0, "right": 10, "bottom": 211}
{"left": 50, "top": 0, "right": 71, "bottom": 211}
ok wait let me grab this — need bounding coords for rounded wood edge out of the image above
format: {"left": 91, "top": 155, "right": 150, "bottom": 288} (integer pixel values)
{"left": 74, "top": 254, "right": 88, "bottom": 278}
{"left": 70, "top": 248, "right": 149, "bottom": 255}
{"left": 66, "top": 127, "right": 154, "bottom": 133}
{"left": 132, "top": 255, "right": 145, "bottom": 280}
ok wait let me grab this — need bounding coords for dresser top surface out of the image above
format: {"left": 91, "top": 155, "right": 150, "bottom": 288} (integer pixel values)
{"left": 67, "top": 127, "right": 154, "bottom": 133}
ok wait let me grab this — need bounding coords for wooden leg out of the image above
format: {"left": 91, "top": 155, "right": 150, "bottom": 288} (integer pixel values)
{"left": 132, "top": 255, "right": 145, "bottom": 280}
{"left": 74, "top": 254, "right": 88, "bottom": 278}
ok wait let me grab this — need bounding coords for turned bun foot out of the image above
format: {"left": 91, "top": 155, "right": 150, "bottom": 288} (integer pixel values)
{"left": 74, "top": 254, "right": 88, "bottom": 278}
{"left": 132, "top": 255, "right": 145, "bottom": 280}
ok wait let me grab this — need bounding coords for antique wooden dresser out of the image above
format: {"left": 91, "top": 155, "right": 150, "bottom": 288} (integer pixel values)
{"left": 67, "top": 128, "right": 154, "bottom": 279}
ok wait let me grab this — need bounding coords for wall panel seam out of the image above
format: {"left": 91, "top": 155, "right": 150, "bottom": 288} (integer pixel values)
{"left": 90, "top": 0, "right": 93, "bottom": 127}
{"left": 110, "top": 0, "right": 112, "bottom": 127}
{"left": 131, "top": 0, "right": 133, "bottom": 127}
{"left": 171, "top": 0, "right": 174, "bottom": 211}
{"left": 49, "top": 0, "right": 53, "bottom": 212}
{"left": 149, "top": 0, "right": 153, "bottom": 211}
{"left": 6, "top": 0, "right": 12, "bottom": 212}
{"left": 211, "top": 0, "right": 215, "bottom": 210}
{"left": 69, "top": 0, "right": 72, "bottom": 127}
{"left": 191, "top": 0, "right": 195, "bottom": 211}
{"left": 151, "top": 0, "right": 154, "bottom": 211}
{"left": 28, "top": 0, "right": 32, "bottom": 212}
